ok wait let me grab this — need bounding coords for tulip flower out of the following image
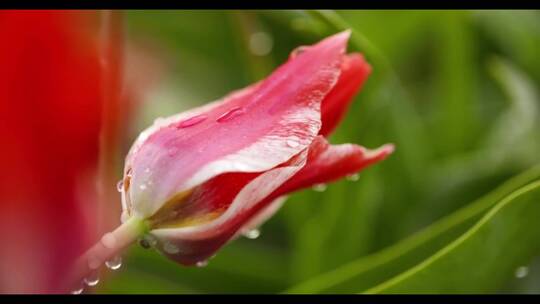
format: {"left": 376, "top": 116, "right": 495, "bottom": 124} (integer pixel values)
{"left": 72, "top": 30, "right": 393, "bottom": 286}
{"left": 0, "top": 10, "right": 125, "bottom": 293}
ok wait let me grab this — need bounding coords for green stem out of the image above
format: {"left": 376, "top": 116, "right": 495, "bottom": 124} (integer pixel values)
{"left": 63, "top": 216, "right": 148, "bottom": 293}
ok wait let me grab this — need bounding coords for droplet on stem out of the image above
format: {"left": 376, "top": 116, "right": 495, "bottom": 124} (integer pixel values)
{"left": 87, "top": 256, "right": 101, "bottom": 270}
{"left": 105, "top": 255, "right": 122, "bottom": 271}
{"left": 101, "top": 232, "right": 116, "bottom": 249}
{"left": 83, "top": 271, "right": 100, "bottom": 287}
{"left": 70, "top": 282, "right": 84, "bottom": 295}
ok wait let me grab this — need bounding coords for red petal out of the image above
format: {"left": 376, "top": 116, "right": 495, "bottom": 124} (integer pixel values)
{"left": 0, "top": 11, "right": 108, "bottom": 293}
{"left": 124, "top": 31, "right": 351, "bottom": 218}
{"left": 319, "top": 54, "right": 371, "bottom": 137}
{"left": 148, "top": 136, "right": 393, "bottom": 265}
{"left": 273, "top": 136, "right": 393, "bottom": 197}
{"left": 235, "top": 136, "right": 393, "bottom": 235}
{"left": 150, "top": 150, "right": 309, "bottom": 265}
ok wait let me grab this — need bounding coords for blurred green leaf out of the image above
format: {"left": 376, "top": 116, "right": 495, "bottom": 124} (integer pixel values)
{"left": 286, "top": 165, "right": 540, "bottom": 293}
{"left": 369, "top": 180, "right": 540, "bottom": 293}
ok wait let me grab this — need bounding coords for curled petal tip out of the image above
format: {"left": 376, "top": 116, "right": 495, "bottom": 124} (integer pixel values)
{"left": 326, "top": 29, "right": 352, "bottom": 50}
{"left": 367, "top": 144, "right": 395, "bottom": 160}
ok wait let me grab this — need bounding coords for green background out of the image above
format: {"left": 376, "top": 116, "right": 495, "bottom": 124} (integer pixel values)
{"left": 97, "top": 10, "right": 540, "bottom": 294}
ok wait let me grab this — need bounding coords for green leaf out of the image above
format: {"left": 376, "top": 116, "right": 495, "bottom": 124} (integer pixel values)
{"left": 368, "top": 180, "right": 540, "bottom": 293}
{"left": 286, "top": 165, "right": 540, "bottom": 293}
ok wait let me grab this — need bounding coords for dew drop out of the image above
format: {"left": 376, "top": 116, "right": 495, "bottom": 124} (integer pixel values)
{"left": 87, "top": 256, "right": 101, "bottom": 270}
{"left": 217, "top": 107, "right": 245, "bottom": 123}
{"left": 346, "top": 173, "right": 360, "bottom": 182}
{"left": 243, "top": 229, "right": 261, "bottom": 239}
{"left": 105, "top": 255, "right": 122, "bottom": 271}
{"left": 116, "top": 180, "right": 124, "bottom": 192}
{"left": 176, "top": 114, "right": 207, "bottom": 129}
{"left": 290, "top": 46, "right": 309, "bottom": 58}
{"left": 196, "top": 260, "right": 208, "bottom": 268}
{"left": 286, "top": 136, "right": 300, "bottom": 148}
{"left": 515, "top": 266, "right": 529, "bottom": 279}
{"left": 312, "top": 183, "right": 327, "bottom": 192}
{"left": 139, "top": 238, "right": 151, "bottom": 249}
{"left": 83, "top": 271, "right": 99, "bottom": 287}
{"left": 101, "top": 233, "right": 116, "bottom": 249}
{"left": 163, "top": 242, "right": 180, "bottom": 254}
{"left": 139, "top": 184, "right": 147, "bottom": 191}
{"left": 167, "top": 147, "right": 179, "bottom": 157}
{"left": 70, "top": 283, "right": 84, "bottom": 295}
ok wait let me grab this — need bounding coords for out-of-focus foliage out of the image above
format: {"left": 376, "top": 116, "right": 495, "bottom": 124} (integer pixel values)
{"left": 99, "top": 10, "right": 540, "bottom": 294}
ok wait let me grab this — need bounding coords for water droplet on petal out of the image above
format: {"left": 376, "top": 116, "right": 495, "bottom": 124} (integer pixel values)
{"left": 84, "top": 271, "right": 99, "bottom": 287}
{"left": 243, "top": 229, "right": 261, "bottom": 239}
{"left": 249, "top": 32, "right": 273, "bottom": 56}
{"left": 286, "top": 136, "right": 300, "bottom": 148}
{"left": 105, "top": 255, "right": 122, "bottom": 271}
{"left": 196, "top": 260, "right": 208, "bottom": 268}
{"left": 346, "top": 173, "right": 359, "bottom": 182}
{"left": 176, "top": 114, "right": 207, "bottom": 129}
{"left": 163, "top": 242, "right": 180, "bottom": 254}
{"left": 139, "top": 184, "right": 147, "bottom": 191}
{"left": 290, "top": 46, "right": 309, "bottom": 58}
{"left": 168, "top": 147, "right": 179, "bottom": 157}
{"left": 217, "top": 107, "right": 245, "bottom": 123}
{"left": 116, "top": 180, "right": 124, "bottom": 192}
{"left": 312, "top": 183, "right": 327, "bottom": 192}
{"left": 515, "top": 266, "right": 529, "bottom": 278}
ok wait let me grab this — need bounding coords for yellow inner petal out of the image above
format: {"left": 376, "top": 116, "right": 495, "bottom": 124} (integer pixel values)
{"left": 148, "top": 189, "right": 225, "bottom": 229}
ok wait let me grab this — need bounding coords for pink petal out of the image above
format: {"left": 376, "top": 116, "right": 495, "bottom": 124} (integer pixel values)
{"left": 319, "top": 53, "right": 371, "bottom": 137}
{"left": 123, "top": 31, "right": 351, "bottom": 218}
